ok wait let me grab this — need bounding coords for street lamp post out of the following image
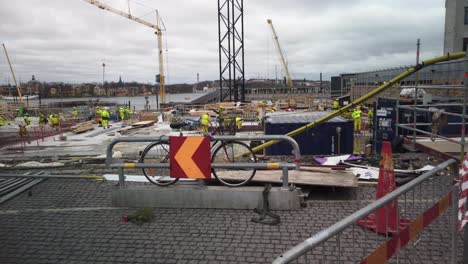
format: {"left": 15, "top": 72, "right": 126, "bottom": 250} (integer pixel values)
{"left": 102, "top": 63, "right": 106, "bottom": 97}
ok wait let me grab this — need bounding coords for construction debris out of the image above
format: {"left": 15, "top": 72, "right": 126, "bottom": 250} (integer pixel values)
{"left": 71, "top": 121, "right": 95, "bottom": 134}
{"left": 15, "top": 161, "right": 65, "bottom": 168}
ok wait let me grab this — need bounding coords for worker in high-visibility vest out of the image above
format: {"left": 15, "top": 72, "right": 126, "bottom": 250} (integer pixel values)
{"left": 51, "top": 114, "right": 60, "bottom": 130}
{"left": 215, "top": 107, "right": 225, "bottom": 128}
{"left": 352, "top": 106, "right": 362, "bottom": 133}
{"left": 235, "top": 117, "right": 243, "bottom": 130}
{"left": 125, "top": 106, "right": 132, "bottom": 120}
{"left": 38, "top": 113, "right": 46, "bottom": 128}
{"left": 119, "top": 107, "right": 125, "bottom": 121}
{"left": 200, "top": 113, "right": 210, "bottom": 134}
{"left": 96, "top": 106, "right": 102, "bottom": 126}
{"left": 72, "top": 107, "right": 78, "bottom": 118}
{"left": 19, "top": 124, "right": 29, "bottom": 143}
{"left": 101, "top": 107, "right": 110, "bottom": 129}
{"left": 368, "top": 107, "right": 374, "bottom": 131}
{"left": 23, "top": 113, "right": 31, "bottom": 126}
{"left": 333, "top": 99, "right": 339, "bottom": 110}
{"left": 0, "top": 116, "right": 7, "bottom": 126}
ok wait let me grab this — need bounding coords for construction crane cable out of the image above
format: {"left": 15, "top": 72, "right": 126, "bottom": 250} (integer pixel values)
{"left": 250, "top": 51, "right": 466, "bottom": 154}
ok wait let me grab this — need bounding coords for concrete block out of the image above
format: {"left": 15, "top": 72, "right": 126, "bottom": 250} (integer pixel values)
{"left": 112, "top": 185, "right": 301, "bottom": 210}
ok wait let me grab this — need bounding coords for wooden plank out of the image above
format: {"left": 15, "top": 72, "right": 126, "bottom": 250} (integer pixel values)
{"left": 131, "top": 120, "right": 156, "bottom": 127}
{"left": 245, "top": 169, "right": 357, "bottom": 187}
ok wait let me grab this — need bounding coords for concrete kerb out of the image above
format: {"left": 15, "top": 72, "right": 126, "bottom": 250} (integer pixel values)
{"left": 112, "top": 185, "right": 302, "bottom": 210}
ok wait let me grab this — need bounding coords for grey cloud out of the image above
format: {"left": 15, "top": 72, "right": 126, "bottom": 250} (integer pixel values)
{"left": 0, "top": 0, "right": 448, "bottom": 84}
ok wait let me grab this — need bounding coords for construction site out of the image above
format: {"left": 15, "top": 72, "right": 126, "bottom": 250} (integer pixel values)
{"left": 1, "top": 0, "right": 468, "bottom": 263}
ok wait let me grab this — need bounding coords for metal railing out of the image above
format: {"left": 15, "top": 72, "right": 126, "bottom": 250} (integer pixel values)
{"left": 274, "top": 159, "right": 460, "bottom": 263}
{"left": 106, "top": 135, "right": 301, "bottom": 188}
{"left": 395, "top": 53, "right": 467, "bottom": 161}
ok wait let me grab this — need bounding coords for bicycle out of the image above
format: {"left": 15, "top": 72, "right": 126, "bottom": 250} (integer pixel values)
{"left": 139, "top": 120, "right": 257, "bottom": 187}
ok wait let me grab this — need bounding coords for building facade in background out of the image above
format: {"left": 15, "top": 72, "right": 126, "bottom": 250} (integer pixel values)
{"left": 444, "top": 0, "right": 468, "bottom": 53}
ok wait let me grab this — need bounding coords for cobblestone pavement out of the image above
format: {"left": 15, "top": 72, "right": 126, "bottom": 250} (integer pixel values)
{"left": 0, "top": 177, "right": 465, "bottom": 263}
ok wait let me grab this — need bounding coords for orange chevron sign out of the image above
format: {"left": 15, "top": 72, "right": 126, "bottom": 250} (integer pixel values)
{"left": 170, "top": 136, "right": 211, "bottom": 179}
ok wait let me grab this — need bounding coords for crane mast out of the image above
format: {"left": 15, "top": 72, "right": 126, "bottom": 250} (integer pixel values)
{"left": 267, "top": 19, "right": 293, "bottom": 88}
{"left": 82, "top": 0, "right": 166, "bottom": 104}
{"left": 2, "top": 43, "right": 23, "bottom": 103}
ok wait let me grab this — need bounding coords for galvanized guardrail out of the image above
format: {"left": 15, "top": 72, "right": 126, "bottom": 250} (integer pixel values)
{"left": 273, "top": 159, "right": 460, "bottom": 263}
{"left": 106, "top": 135, "right": 301, "bottom": 188}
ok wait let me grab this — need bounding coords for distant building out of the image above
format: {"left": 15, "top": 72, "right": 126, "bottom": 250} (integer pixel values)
{"left": 444, "top": 0, "right": 468, "bottom": 53}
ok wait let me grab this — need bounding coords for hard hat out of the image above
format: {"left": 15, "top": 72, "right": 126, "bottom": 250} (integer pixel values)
{"left": 96, "top": 106, "right": 99, "bottom": 109}
{"left": 104, "top": 107, "right": 109, "bottom": 110}
{"left": 73, "top": 107, "right": 77, "bottom": 109}
{"left": 25, "top": 113, "right": 29, "bottom": 116}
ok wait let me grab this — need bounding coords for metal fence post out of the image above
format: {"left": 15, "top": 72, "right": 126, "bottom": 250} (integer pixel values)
{"left": 282, "top": 166, "right": 288, "bottom": 189}
{"left": 451, "top": 186, "right": 459, "bottom": 264}
{"left": 464, "top": 197, "right": 468, "bottom": 263}
{"left": 118, "top": 168, "right": 125, "bottom": 188}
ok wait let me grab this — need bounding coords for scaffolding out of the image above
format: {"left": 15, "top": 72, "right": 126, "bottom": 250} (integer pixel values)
{"left": 395, "top": 53, "right": 468, "bottom": 161}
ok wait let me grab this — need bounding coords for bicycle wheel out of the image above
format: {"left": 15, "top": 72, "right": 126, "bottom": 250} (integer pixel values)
{"left": 140, "top": 142, "right": 179, "bottom": 186}
{"left": 211, "top": 140, "right": 256, "bottom": 187}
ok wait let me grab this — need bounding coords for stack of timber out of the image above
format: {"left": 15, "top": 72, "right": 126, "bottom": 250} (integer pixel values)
{"left": 71, "top": 121, "right": 95, "bottom": 134}
{"left": 139, "top": 112, "right": 159, "bottom": 122}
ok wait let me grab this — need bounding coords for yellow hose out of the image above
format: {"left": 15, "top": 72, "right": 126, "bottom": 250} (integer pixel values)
{"left": 251, "top": 52, "right": 466, "bottom": 153}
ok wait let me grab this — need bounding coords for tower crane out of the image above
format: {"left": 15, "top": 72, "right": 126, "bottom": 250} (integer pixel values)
{"left": 267, "top": 19, "right": 293, "bottom": 88}
{"left": 2, "top": 43, "right": 23, "bottom": 103}
{"left": 82, "top": 0, "right": 167, "bottom": 104}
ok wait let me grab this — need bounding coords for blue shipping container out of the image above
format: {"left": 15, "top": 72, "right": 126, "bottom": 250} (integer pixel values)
{"left": 264, "top": 112, "right": 354, "bottom": 156}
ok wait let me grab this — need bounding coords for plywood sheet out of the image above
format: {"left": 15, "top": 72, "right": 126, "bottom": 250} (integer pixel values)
{"left": 416, "top": 140, "right": 463, "bottom": 153}
{"left": 222, "top": 169, "right": 357, "bottom": 187}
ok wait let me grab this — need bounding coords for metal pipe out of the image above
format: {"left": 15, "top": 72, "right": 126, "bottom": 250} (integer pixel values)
{"left": 461, "top": 52, "right": 467, "bottom": 162}
{"left": 106, "top": 135, "right": 302, "bottom": 168}
{"left": 413, "top": 39, "right": 420, "bottom": 147}
{"left": 111, "top": 162, "right": 296, "bottom": 170}
{"left": 398, "top": 105, "right": 468, "bottom": 119}
{"left": 401, "top": 85, "right": 465, "bottom": 90}
{"left": 398, "top": 122, "right": 467, "bottom": 126}
{"left": 273, "top": 159, "right": 456, "bottom": 264}
{"left": 251, "top": 52, "right": 466, "bottom": 154}
{"left": 396, "top": 124, "right": 466, "bottom": 144}
{"left": 281, "top": 166, "right": 289, "bottom": 189}
{"left": 0, "top": 179, "right": 44, "bottom": 204}
{"left": 118, "top": 168, "right": 125, "bottom": 189}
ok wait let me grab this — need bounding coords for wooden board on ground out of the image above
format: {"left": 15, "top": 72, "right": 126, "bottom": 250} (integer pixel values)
{"left": 71, "top": 121, "right": 95, "bottom": 134}
{"left": 224, "top": 169, "right": 357, "bottom": 187}
{"left": 416, "top": 139, "right": 464, "bottom": 153}
{"left": 131, "top": 120, "right": 156, "bottom": 127}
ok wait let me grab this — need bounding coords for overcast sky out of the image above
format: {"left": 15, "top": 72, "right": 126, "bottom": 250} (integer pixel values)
{"left": 0, "top": 0, "right": 445, "bottom": 85}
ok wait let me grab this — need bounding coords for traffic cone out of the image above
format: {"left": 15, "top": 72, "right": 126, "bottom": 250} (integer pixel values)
{"left": 357, "top": 141, "right": 410, "bottom": 235}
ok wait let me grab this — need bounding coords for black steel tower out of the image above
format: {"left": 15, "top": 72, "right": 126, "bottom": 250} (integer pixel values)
{"left": 217, "top": 0, "right": 245, "bottom": 102}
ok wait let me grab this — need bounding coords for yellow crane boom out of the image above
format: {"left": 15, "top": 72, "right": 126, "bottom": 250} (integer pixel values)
{"left": 2, "top": 43, "right": 23, "bottom": 103}
{"left": 82, "top": 0, "right": 166, "bottom": 104}
{"left": 267, "top": 19, "right": 293, "bottom": 88}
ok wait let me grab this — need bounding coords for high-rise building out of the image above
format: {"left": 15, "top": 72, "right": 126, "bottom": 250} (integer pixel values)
{"left": 444, "top": 0, "right": 468, "bottom": 53}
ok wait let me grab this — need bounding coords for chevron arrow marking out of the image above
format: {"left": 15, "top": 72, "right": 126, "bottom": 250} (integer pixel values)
{"left": 174, "top": 137, "right": 206, "bottom": 179}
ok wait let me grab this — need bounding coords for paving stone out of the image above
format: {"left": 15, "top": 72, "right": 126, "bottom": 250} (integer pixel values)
{"left": 0, "top": 178, "right": 464, "bottom": 263}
